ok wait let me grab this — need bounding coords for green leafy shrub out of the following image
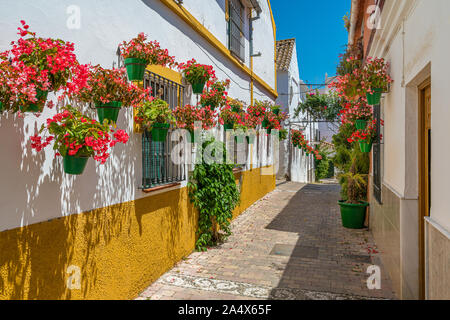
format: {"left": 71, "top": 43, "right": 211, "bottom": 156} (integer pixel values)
{"left": 188, "top": 138, "right": 240, "bottom": 251}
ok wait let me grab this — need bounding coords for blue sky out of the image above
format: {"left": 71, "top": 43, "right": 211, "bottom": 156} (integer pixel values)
{"left": 271, "top": 0, "right": 351, "bottom": 85}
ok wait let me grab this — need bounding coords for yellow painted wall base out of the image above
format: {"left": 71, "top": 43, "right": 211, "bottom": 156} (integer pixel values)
{"left": 0, "top": 168, "right": 275, "bottom": 300}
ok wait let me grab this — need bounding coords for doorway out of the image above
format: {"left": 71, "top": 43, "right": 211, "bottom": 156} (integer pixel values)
{"left": 418, "top": 79, "right": 431, "bottom": 300}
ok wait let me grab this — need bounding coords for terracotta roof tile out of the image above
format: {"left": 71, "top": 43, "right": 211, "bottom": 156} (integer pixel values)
{"left": 276, "top": 39, "right": 296, "bottom": 71}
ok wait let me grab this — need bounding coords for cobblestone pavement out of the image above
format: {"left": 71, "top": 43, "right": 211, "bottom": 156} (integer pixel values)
{"left": 137, "top": 182, "right": 396, "bottom": 300}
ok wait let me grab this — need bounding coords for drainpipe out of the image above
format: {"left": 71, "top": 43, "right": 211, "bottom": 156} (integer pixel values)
{"left": 348, "top": 0, "right": 360, "bottom": 46}
{"left": 249, "top": 8, "right": 261, "bottom": 105}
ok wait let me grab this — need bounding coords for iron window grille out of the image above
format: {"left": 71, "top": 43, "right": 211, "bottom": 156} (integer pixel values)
{"left": 229, "top": 0, "right": 246, "bottom": 62}
{"left": 373, "top": 104, "right": 382, "bottom": 203}
{"left": 141, "top": 70, "right": 186, "bottom": 189}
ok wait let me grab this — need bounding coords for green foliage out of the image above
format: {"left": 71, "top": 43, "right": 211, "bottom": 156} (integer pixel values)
{"left": 294, "top": 91, "right": 342, "bottom": 121}
{"left": 188, "top": 138, "right": 240, "bottom": 251}
{"left": 332, "top": 123, "right": 370, "bottom": 200}
{"left": 314, "top": 143, "right": 333, "bottom": 181}
{"left": 279, "top": 128, "right": 288, "bottom": 141}
{"left": 135, "top": 98, "right": 175, "bottom": 130}
{"left": 339, "top": 157, "right": 368, "bottom": 204}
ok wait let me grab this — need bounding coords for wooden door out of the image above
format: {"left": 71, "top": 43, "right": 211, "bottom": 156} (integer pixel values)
{"left": 418, "top": 79, "right": 431, "bottom": 299}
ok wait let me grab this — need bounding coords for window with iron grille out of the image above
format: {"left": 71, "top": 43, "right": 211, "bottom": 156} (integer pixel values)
{"left": 373, "top": 104, "right": 382, "bottom": 203}
{"left": 141, "top": 70, "right": 186, "bottom": 189}
{"left": 228, "top": 0, "right": 245, "bottom": 62}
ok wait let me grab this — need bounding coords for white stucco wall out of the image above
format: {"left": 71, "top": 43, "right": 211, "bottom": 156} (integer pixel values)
{"left": 0, "top": 0, "right": 275, "bottom": 232}
{"left": 369, "top": 0, "right": 450, "bottom": 231}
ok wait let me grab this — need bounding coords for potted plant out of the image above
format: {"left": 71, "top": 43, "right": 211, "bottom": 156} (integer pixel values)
{"left": 134, "top": 98, "right": 176, "bottom": 142}
{"left": 174, "top": 104, "right": 217, "bottom": 143}
{"left": 31, "top": 105, "right": 129, "bottom": 175}
{"left": 339, "top": 100, "right": 373, "bottom": 129}
{"left": 119, "top": 33, "right": 176, "bottom": 81}
{"left": 362, "top": 57, "right": 393, "bottom": 105}
{"left": 329, "top": 58, "right": 365, "bottom": 102}
{"left": 75, "top": 66, "right": 149, "bottom": 124}
{"left": 200, "top": 79, "right": 230, "bottom": 109}
{"left": 219, "top": 105, "right": 240, "bottom": 131}
{"left": 7, "top": 21, "right": 80, "bottom": 112}
{"left": 338, "top": 158, "right": 369, "bottom": 229}
{"left": 347, "top": 120, "right": 381, "bottom": 153}
{"left": 228, "top": 97, "right": 245, "bottom": 113}
{"left": 178, "top": 59, "right": 215, "bottom": 94}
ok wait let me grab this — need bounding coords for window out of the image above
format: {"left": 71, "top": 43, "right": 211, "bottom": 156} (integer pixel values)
{"left": 228, "top": 0, "right": 245, "bottom": 61}
{"left": 141, "top": 70, "right": 186, "bottom": 189}
{"left": 373, "top": 104, "right": 382, "bottom": 203}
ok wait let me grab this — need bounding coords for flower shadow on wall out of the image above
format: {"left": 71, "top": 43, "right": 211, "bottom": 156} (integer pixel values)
{"left": 0, "top": 102, "right": 140, "bottom": 299}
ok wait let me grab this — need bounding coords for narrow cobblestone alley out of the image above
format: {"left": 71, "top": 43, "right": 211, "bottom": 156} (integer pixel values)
{"left": 137, "top": 182, "right": 396, "bottom": 300}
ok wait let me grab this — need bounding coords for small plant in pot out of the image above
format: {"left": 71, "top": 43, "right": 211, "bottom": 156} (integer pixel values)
{"left": 178, "top": 59, "right": 216, "bottom": 94}
{"left": 219, "top": 105, "right": 240, "bottom": 131}
{"left": 31, "top": 105, "right": 129, "bottom": 175}
{"left": 119, "top": 33, "right": 176, "bottom": 81}
{"left": 362, "top": 57, "right": 393, "bottom": 105}
{"left": 174, "top": 104, "right": 217, "bottom": 143}
{"left": 338, "top": 158, "right": 368, "bottom": 229}
{"left": 347, "top": 119, "right": 382, "bottom": 153}
{"left": 134, "top": 97, "right": 176, "bottom": 142}
{"left": 200, "top": 79, "right": 230, "bottom": 109}
{"left": 75, "top": 66, "right": 149, "bottom": 124}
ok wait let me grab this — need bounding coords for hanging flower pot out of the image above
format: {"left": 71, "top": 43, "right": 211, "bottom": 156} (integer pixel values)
{"left": 267, "top": 128, "right": 272, "bottom": 135}
{"left": 191, "top": 81, "right": 206, "bottom": 95}
{"left": 261, "top": 119, "right": 269, "bottom": 128}
{"left": 124, "top": 58, "right": 148, "bottom": 81}
{"left": 224, "top": 123, "right": 234, "bottom": 131}
{"left": 151, "top": 123, "right": 170, "bottom": 142}
{"left": 366, "top": 88, "right": 382, "bottom": 105}
{"left": 21, "top": 89, "right": 48, "bottom": 113}
{"left": 359, "top": 140, "right": 373, "bottom": 153}
{"left": 95, "top": 101, "right": 122, "bottom": 124}
{"left": 355, "top": 119, "right": 367, "bottom": 130}
{"left": 63, "top": 155, "right": 89, "bottom": 175}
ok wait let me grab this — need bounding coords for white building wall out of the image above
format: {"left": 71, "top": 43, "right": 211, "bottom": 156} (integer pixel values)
{"left": 0, "top": 0, "right": 276, "bottom": 232}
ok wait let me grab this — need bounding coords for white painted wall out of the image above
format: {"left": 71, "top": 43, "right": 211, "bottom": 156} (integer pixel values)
{"left": 369, "top": 0, "right": 450, "bottom": 232}
{"left": 0, "top": 0, "right": 275, "bottom": 232}
{"left": 275, "top": 41, "right": 316, "bottom": 182}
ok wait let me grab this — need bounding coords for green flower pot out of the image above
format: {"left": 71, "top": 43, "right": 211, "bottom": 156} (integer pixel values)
{"left": 224, "top": 123, "right": 234, "bottom": 131}
{"left": 359, "top": 141, "right": 373, "bottom": 153}
{"left": 21, "top": 89, "right": 48, "bottom": 113}
{"left": 267, "top": 128, "right": 272, "bottom": 135}
{"left": 95, "top": 101, "right": 122, "bottom": 124}
{"left": 261, "top": 119, "right": 269, "bottom": 128}
{"left": 231, "top": 106, "right": 241, "bottom": 113}
{"left": 273, "top": 109, "right": 280, "bottom": 115}
{"left": 191, "top": 81, "right": 206, "bottom": 95}
{"left": 338, "top": 200, "right": 368, "bottom": 229}
{"left": 235, "top": 135, "right": 245, "bottom": 144}
{"left": 63, "top": 155, "right": 89, "bottom": 175}
{"left": 355, "top": 119, "right": 368, "bottom": 130}
{"left": 188, "top": 129, "right": 196, "bottom": 143}
{"left": 151, "top": 123, "right": 170, "bottom": 142}
{"left": 366, "top": 88, "right": 382, "bottom": 105}
{"left": 124, "top": 57, "right": 148, "bottom": 81}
